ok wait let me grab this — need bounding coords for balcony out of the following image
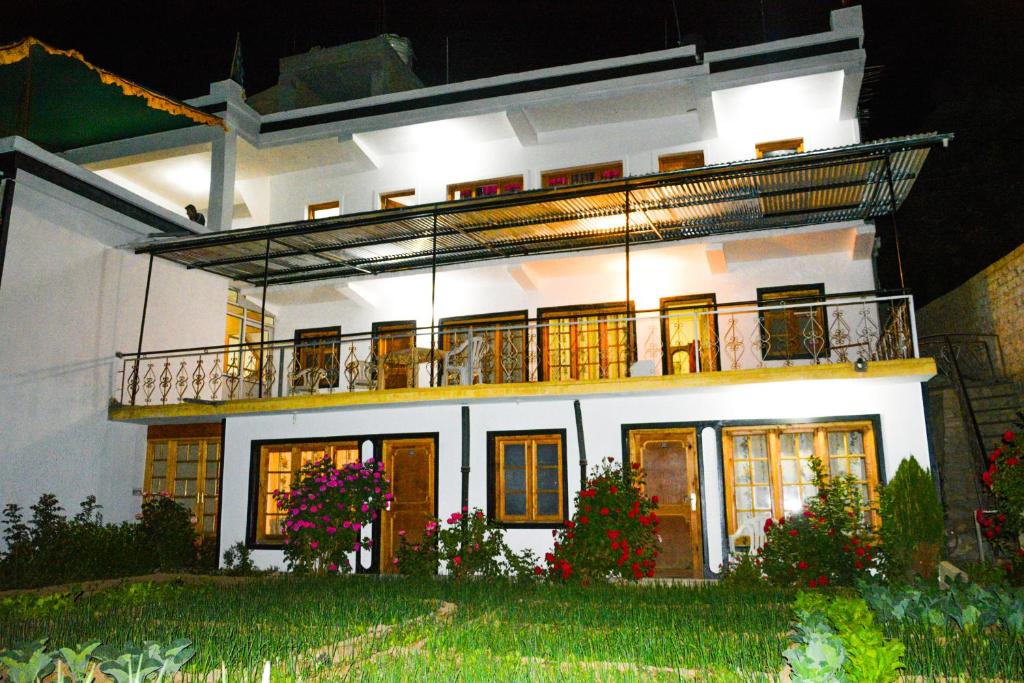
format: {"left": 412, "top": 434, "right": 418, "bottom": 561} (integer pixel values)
{"left": 112, "top": 291, "right": 920, "bottom": 413}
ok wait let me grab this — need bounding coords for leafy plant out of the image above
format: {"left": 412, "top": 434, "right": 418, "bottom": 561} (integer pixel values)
{"left": 272, "top": 456, "right": 391, "bottom": 573}
{"left": 55, "top": 641, "right": 102, "bottom": 683}
{"left": 541, "top": 458, "right": 661, "bottom": 583}
{"left": 719, "top": 552, "right": 765, "bottom": 588}
{"left": 859, "top": 578, "right": 1024, "bottom": 635}
{"left": 222, "top": 541, "right": 257, "bottom": 575}
{"left": 760, "top": 456, "right": 877, "bottom": 587}
{"left": 98, "top": 648, "right": 161, "bottom": 683}
{"left": 138, "top": 493, "right": 197, "bottom": 572}
{"left": 0, "top": 640, "right": 55, "bottom": 683}
{"left": 878, "top": 457, "right": 944, "bottom": 581}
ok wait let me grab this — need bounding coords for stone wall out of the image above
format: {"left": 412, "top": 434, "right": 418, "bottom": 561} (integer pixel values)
{"left": 917, "top": 242, "right": 1024, "bottom": 383}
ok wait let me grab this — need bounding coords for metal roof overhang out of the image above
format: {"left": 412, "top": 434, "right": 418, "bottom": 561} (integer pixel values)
{"left": 135, "top": 133, "right": 951, "bottom": 286}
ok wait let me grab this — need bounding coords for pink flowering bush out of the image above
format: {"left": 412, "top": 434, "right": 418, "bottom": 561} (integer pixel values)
{"left": 272, "top": 455, "right": 391, "bottom": 574}
{"left": 395, "top": 507, "right": 537, "bottom": 579}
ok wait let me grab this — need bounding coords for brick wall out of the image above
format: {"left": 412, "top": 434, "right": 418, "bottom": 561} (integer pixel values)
{"left": 917, "top": 242, "right": 1024, "bottom": 383}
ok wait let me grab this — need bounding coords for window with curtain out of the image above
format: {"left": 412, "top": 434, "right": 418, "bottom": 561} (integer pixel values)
{"left": 757, "top": 285, "right": 828, "bottom": 361}
{"left": 538, "top": 302, "right": 635, "bottom": 381}
{"left": 658, "top": 150, "right": 705, "bottom": 172}
{"left": 255, "top": 440, "right": 360, "bottom": 544}
{"left": 490, "top": 433, "right": 565, "bottom": 524}
{"left": 660, "top": 294, "right": 718, "bottom": 374}
{"left": 541, "top": 161, "right": 622, "bottom": 188}
{"left": 722, "top": 422, "right": 879, "bottom": 534}
{"left": 447, "top": 175, "right": 523, "bottom": 200}
{"left": 293, "top": 326, "right": 341, "bottom": 389}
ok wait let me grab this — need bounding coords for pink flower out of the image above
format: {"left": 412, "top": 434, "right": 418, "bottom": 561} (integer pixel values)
{"left": 328, "top": 563, "right": 338, "bottom": 571}
{"left": 360, "top": 503, "right": 370, "bottom": 513}
{"left": 453, "top": 556, "right": 462, "bottom": 566}
{"left": 326, "top": 526, "right": 337, "bottom": 535}
{"left": 398, "top": 529, "right": 407, "bottom": 536}
{"left": 392, "top": 558, "right": 399, "bottom": 565}
{"left": 354, "top": 542, "right": 361, "bottom": 551}
{"left": 352, "top": 522, "right": 362, "bottom": 531}
{"left": 309, "top": 541, "right": 319, "bottom": 550}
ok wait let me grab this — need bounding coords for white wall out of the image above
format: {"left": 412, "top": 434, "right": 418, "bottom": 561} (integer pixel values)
{"left": 0, "top": 178, "right": 227, "bottom": 525}
{"left": 220, "top": 374, "right": 930, "bottom": 572}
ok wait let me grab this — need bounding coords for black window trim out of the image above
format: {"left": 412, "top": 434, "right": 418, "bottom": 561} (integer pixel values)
{"left": 486, "top": 428, "right": 569, "bottom": 529}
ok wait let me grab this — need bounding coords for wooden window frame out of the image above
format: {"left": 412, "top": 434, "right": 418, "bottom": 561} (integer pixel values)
{"left": 537, "top": 301, "right": 636, "bottom": 382}
{"left": 294, "top": 326, "right": 341, "bottom": 389}
{"left": 659, "top": 294, "right": 719, "bottom": 375}
{"left": 755, "top": 138, "right": 805, "bottom": 159}
{"left": 757, "top": 284, "right": 829, "bottom": 361}
{"left": 372, "top": 320, "right": 419, "bottom": 389}
{"left": 722, "top": 420, "right": 881, "bottom": 535}
{"left": 446, "top": 175, "right": 524, "bottom": 201}
{"left": 439, "top": 310, "right": 529, "bottom": 384}
{"left": 658, "top": 150, "right": 705, "bottom": 173}
{"left": 253, "top": 440, "right": 361, "bottom": 545}
{"left": 380, "top": 189, "right": 416, "bottom": 210}
{"left": 307, "top": 200, "right": 341, "bottom": 220}
{"left": 541, "top": 161, "right": 623, "bottom": 188}
{"left": 145, "top": 424, "right": 223, "bottom": 538}
{"left": 224, "top": 292, "right": 274, "bottom": 375}
{"left": 487, "top": 430, "right": 568, "bottom": 527}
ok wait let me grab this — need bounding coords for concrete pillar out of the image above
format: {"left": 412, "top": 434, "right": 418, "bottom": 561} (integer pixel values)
{"left": 207, "top": 130, "right": 237, "bottom": 231}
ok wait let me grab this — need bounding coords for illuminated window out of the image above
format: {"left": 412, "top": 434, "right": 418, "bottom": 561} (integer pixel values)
{"left": 490, "top": 432, "right": 565, "bottom": 524}
{"left": 145, "top": 424, "right": 222, "bottom": 537}
{"left": 307, "top": 201, "right": 341, "bottom": 220}
{"left": 381, "top": 189, "right": 416, "bottom": 209}
{"left": 757, "top": 285, "right": 828, "bottom": 361}
{"left": 658, "top": 151, "right": 705, "bottom": 173}
{"left": 538, "top": 302, "right": 635, "bottom": 381}
{"left": 255, "top": 440, "right": 360, "bottom": 544}
{"left": 224, "top": 290, "right": 273, "bottom": 385}
{"left": 541, "top": 161, "right": 623, "bottom": 188}
{"left": 722, "top": 422, "right": 879, "bottom": 534}
{"left": 660, "top": 294, "right": 718, "bottom": 374}
{"left": 755, "top": 138, "right": 804, "bottom": 159}
{"left": 439, "top": 311, "right": 528, "bottom": 384}
{"left": 294, "top": 326, "right": 341, "bottom": 389}
{"left": 447, "top": 175, "right": 524, "bottom": 200}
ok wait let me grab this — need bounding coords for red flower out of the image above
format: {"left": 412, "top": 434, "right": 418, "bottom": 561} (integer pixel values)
{"left": 610, "top": 485, "right": 618, "bottom": 494}
{"left": 763, "top": 518, "right": 774, "bottom": 532}
{"left": 646, "top": 569, "right": 655, "bottom": 578}
{"left": 789, "top": 529, "right": 798, "bottom": 537}
{"left": 976, "top": 509, "right": 987, "bottom": 523}
{"left": 1003, "top": 430, "right": 1016, "bottom": 443}
{"left": 611, "top": 541, "right": 620, "bottom": 551}
{"left": 453, "top": 556, "right": 462, "bottom": 566}
{"left": 534, "top": 566, "right": 544, "bottom": 575}
{"left": 803, "top": 510, "right": 814, "bottom": 518}
{"left": 579, "top": 515, "right": 590, "bottom": 525}
{"left": 607, "top": 530, "right": 621, "bottom": 541}
{"left": 982, "top": 469, "right": 993, "bottom": 487}
{"left": 798, "top": 561, "right": 808, "bottom": 570}
{"left": 855, "top": 547, "right": 866, "bottom": 556}
{"left": 651, "top": 495, "right": 659, "bottom": 505}
{"left": 808, "top": 579, "right": 818, "bottom": 588}
{"left": 1007, "top": 457, "right": 1020, "bottom": 466}
{"left": 854, "top": 560, "right": 864, "bottom": 569}
{"left": 545, "top": 552, "right": 555, "bottom": 563}
{"left": 985, "top": 529, "right": 995, "bottom": 539}
{"left": 817, "top": 575, "right": 829, "bottom": 586}
{"left": 600, "top": 507, "right": 610, "bottom": 516}
{"left": 565, "top": 520, "right": 576, "bottom": 529}
{"left": 631, "top": 463, "right": 641, "bottom": 470}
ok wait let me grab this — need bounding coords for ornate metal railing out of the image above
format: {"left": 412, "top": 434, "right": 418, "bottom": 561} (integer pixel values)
{"left": 114, "top": 291, "right": 917, "bottom": 407}
{"left": 919, "top": 334, "right": 1004, "bottom": 384}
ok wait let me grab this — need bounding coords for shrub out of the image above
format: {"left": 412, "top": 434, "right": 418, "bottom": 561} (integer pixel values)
{"left": 272, "top": 455, "right": 391, "bottom": 574}
{"left": 878, "top": 457, "right": 944, "bottom": 581}
{"left": 719, "top": 552, "right": 766, "bottom": 589}
{"left": 139, "top": 492, "right": 198, "bottom": 572}
{"left": 983, "top": 427, "right": 1024, "bottom": 533}
{"left": 542, "top": 458, "right": 661, "bottom": 583}
{"left": 760, "top": 456, "right": 877, "bottom": 587}
{"left": 222, "top": 541, "right": 257, "bottom": 575}
{"left": 395, "top": 507, "right": 537, "bottom": 579}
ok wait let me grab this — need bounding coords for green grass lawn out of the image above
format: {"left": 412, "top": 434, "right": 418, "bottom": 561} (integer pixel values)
{"left": 1, "top": 577, "right": 1021, "bottom": 681}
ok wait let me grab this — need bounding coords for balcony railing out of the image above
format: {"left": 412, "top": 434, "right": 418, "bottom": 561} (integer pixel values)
{"left": 114, "top": 291, "right": 917, "bottom": 407}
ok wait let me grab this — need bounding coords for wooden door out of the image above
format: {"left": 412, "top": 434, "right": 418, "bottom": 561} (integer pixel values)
{"left": 628, "top": 428, "right": 703, "bottom": 578}
{"left": 374, "top": 321, "right": 416, "bottom": 389}
{"left": 380, "top": 438, "right": 435, "bottom": 573}
{"left": 145, "top": 424, "right": 222, "bottom": 537}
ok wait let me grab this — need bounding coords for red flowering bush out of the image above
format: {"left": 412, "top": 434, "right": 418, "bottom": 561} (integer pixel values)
{"left": 395, "top": 507, "right": 536, "bottom": 579}
{"left": 542, "top": 458, "right": 661, "bottom": 583}
{"left": 272, "top": 456, "right": 391, "bottom": 574}
{"left": 759, "top": 456, "right": 877, "bottom": 587}
{"left": 982, "top": 429, "right": 1024, "bottom": 535}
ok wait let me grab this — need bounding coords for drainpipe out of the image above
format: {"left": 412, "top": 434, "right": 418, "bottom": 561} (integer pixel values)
{"left": 0, "top": 173, "right": 16, "bottom": 293}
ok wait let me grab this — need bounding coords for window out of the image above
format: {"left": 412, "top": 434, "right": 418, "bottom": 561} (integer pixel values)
{"left": 439, "top": 311, "right": 528, "bottom": 384}
{"left": 755, "top": 138, "right": 804, "bottom": 159}
{"left": 722, "top": 421, "right": 879, "bottom": 534}
{"left": 658, "top": 151, "right": 705, "bottom": 173}
{"left": 447, "top": 175, "right": 523, "bottom": 200}
{"left": 490, "top": 432, "right": 566, "bottom": 524}
{"left": 541, "top": 161, "right": 622, "bottom": 188}
{"left": 145, "top": 424, "right": 222, "bottom": 536}
{"left": 660, "top": 294, "right": 718, "bottom": 374}
{"left": 293, "top": 326, "right": 341, "bottom": 389}
{"left": 307, "top": 201, "right": 341, "bottom": 220}
{"left": 255, "top": 440, "right": 360, "bottom": 543}
{"left": 373, "top": 320, "right": 418, "bottom": 389}
{"left": 538, "top": 302, "right": 635, "bottom": 381}
{"left": 381, "top": 189, "right": 416, "bottom": 209}
{"left": 757, "top": 285, "right": 828, "bottom": 361}
{"left": 224, "top": 290, "right": 274, "bottom": 387}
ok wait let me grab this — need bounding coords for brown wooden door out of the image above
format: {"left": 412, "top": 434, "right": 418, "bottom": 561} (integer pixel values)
{"left": 380, "top": 438, "right": 435, "bottom": 573}
{"left": 628, "top": 428, "right": 703, "bottom": 578}
{"left": 374, "top": 321, "right": 416, "bottom": 389}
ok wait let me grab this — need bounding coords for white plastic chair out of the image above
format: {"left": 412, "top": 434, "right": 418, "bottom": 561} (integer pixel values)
{"left": 442, "top": 335, "right": 485, "bottom": 386}
{"left": 291, "top": 367, "right": 328, "bottom": 395}
{"left": 728, "top": 513, "right": 772, "bottom": 556}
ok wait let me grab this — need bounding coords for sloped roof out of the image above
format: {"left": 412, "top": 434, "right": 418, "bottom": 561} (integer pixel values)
{"left": 136, "top": 133, "right": 951, "bottom": 286}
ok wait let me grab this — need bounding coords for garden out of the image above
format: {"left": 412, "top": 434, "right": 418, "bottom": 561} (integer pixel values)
{"left": 0, "top": 426, "right": 1022, "bottom": 682}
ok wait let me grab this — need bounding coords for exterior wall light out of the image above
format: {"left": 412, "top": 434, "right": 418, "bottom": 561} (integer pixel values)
{"left": 853, "top": 357, "right": 868, "bottom": 373}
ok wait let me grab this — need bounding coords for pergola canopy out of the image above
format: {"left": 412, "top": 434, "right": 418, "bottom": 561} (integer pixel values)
{"left": 0, "top": 37, "right": 224, "bottom": 152}
{"left": 137, "top": 133, "right": 951, "bottom": 286}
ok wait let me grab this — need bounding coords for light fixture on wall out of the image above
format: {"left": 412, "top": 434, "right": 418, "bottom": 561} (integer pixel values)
{"left": 853, "top": 357, "right": 868, "bottom": 373}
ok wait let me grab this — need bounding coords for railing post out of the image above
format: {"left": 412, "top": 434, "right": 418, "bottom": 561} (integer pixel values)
{"left": 692, "top": 312, "right": 701, "bottom": 373}
{"left": 130, "top": 254, "right": 155, "bottom": 406}
{"left": 907, "top": 295, "right": 919, "bottom": 358}
{"left": 258, "top": 239, "right": 270, "bottom": 398}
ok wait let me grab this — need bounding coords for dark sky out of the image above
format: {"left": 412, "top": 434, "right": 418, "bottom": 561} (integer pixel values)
{"left": 4, "top": 0, "right": 1021, "bottom": 305}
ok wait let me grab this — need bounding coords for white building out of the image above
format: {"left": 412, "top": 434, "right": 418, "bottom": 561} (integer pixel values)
{"left": 0, "top": 6, "right": 950, "bottom": 577}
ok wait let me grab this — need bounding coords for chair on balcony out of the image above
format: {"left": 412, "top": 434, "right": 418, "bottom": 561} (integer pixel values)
{"left": 291, "top": 367, "right": 328, "bottom": 395}
{"left": 344, "top": 359, "right": 377, "bottom": 391}
{"left": 442, "top": 335, "right": 485, "bottom": 386}
{"left": 728, "top": 513, "right": 772, "bottom": 556}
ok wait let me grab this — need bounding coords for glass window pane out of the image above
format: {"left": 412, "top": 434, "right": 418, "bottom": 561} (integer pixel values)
{"left": 150, "top": 477, "right": 165, "bottom": 493}
{"left": 151, "top": 459, "right": 167, "bottom": 477}
{"left": 830, "top": 457, "right": 846, "bottom": 477}
{"left": 504, "top": 444, "right": 526, "bottom": 468}
{"left": 504, "top": 494, "right": 526, "bottom": 516}
{"left": 798, "top": 432, "right": 814, "bottom": 454}
{"left": 735, "top": 436, "right": 749, "bottom": 458}
{"left": 537, "top": 493, "right": 559, "bottom": 517}
{"left": 828, "top": 432, "right": 844, "bottom": 455}
{"left": 848, "top": 431, "right": 864, "bottom": 454}
{"left": 750, "top": 434, "right": 767, "bottom": 458}
{"left": 536, "top": 444, "right": 558, "bottom": 467}
{"left": 735, "top": 488, "right": 752, "bottom": 510}
{"left": 504, "top": 468, "right": 526, "bottom": 491}
{"left": 849, "top": 457, "right": 865, "bottom": 479}
{"left": 734, "top": 460, "right": 750, "bottom": 484}
{"left": 783, "top": 485, "right": 803, "bottom": 513}
{"left": 780, "top": 433, "right": 795, "bottom": 455}
{"left": 752, "top": 459, "right": 769, "bottom": 484}
{"left": 781, "top": 459, "right": 798, "bottom": 484}
{"left": 754, "top": 486, "right": 772, "bottom": 510}
{"left": 207, "top": 443, "right": 220, "bottom": 461}
{"left": 537, "top": 468, "right": 559, "bottom": 490}
{"left": 800, "top": 459, "right": 815, "bottom": 482}
{"left": 269, "top": 451, "right": 291, "bottom": 471}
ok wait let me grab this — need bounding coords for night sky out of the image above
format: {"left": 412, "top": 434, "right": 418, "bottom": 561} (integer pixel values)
{"left": 4, "top": 0, "right": 1021, "bottom": 305}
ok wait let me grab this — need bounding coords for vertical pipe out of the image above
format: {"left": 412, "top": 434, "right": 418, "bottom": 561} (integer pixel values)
{"left": 883, "top": 155, "right": 906, "bottom": 290}
{"left": 257, "top": 239, "right": 270, "bottom": 398}
{"left": 131, "top": 254, "right": 155, "bottom": 405}
{"left": 461, "top": 406, "right": 470, "bottom": 514}
{"left": 624, "top": 188, "right": 632, "bottom": 377}
{"left": 0, "top": 175, "right": 17, "bottom": 292}
{"left": 430, "top": 211, "right": 438, "bottom": 387}
{"left": 907, "top": 295, "right": 920, "bottom": 359}
{"left": 573, "top": 399, "right": 587, "bottom": 486}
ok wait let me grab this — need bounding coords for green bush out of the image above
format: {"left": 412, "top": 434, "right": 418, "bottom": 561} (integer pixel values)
{"left": 878, "top": 457, "right": 944, "bottom": 581}
{"left": 138, "top": 493, "right": 198, "bottom": 572}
